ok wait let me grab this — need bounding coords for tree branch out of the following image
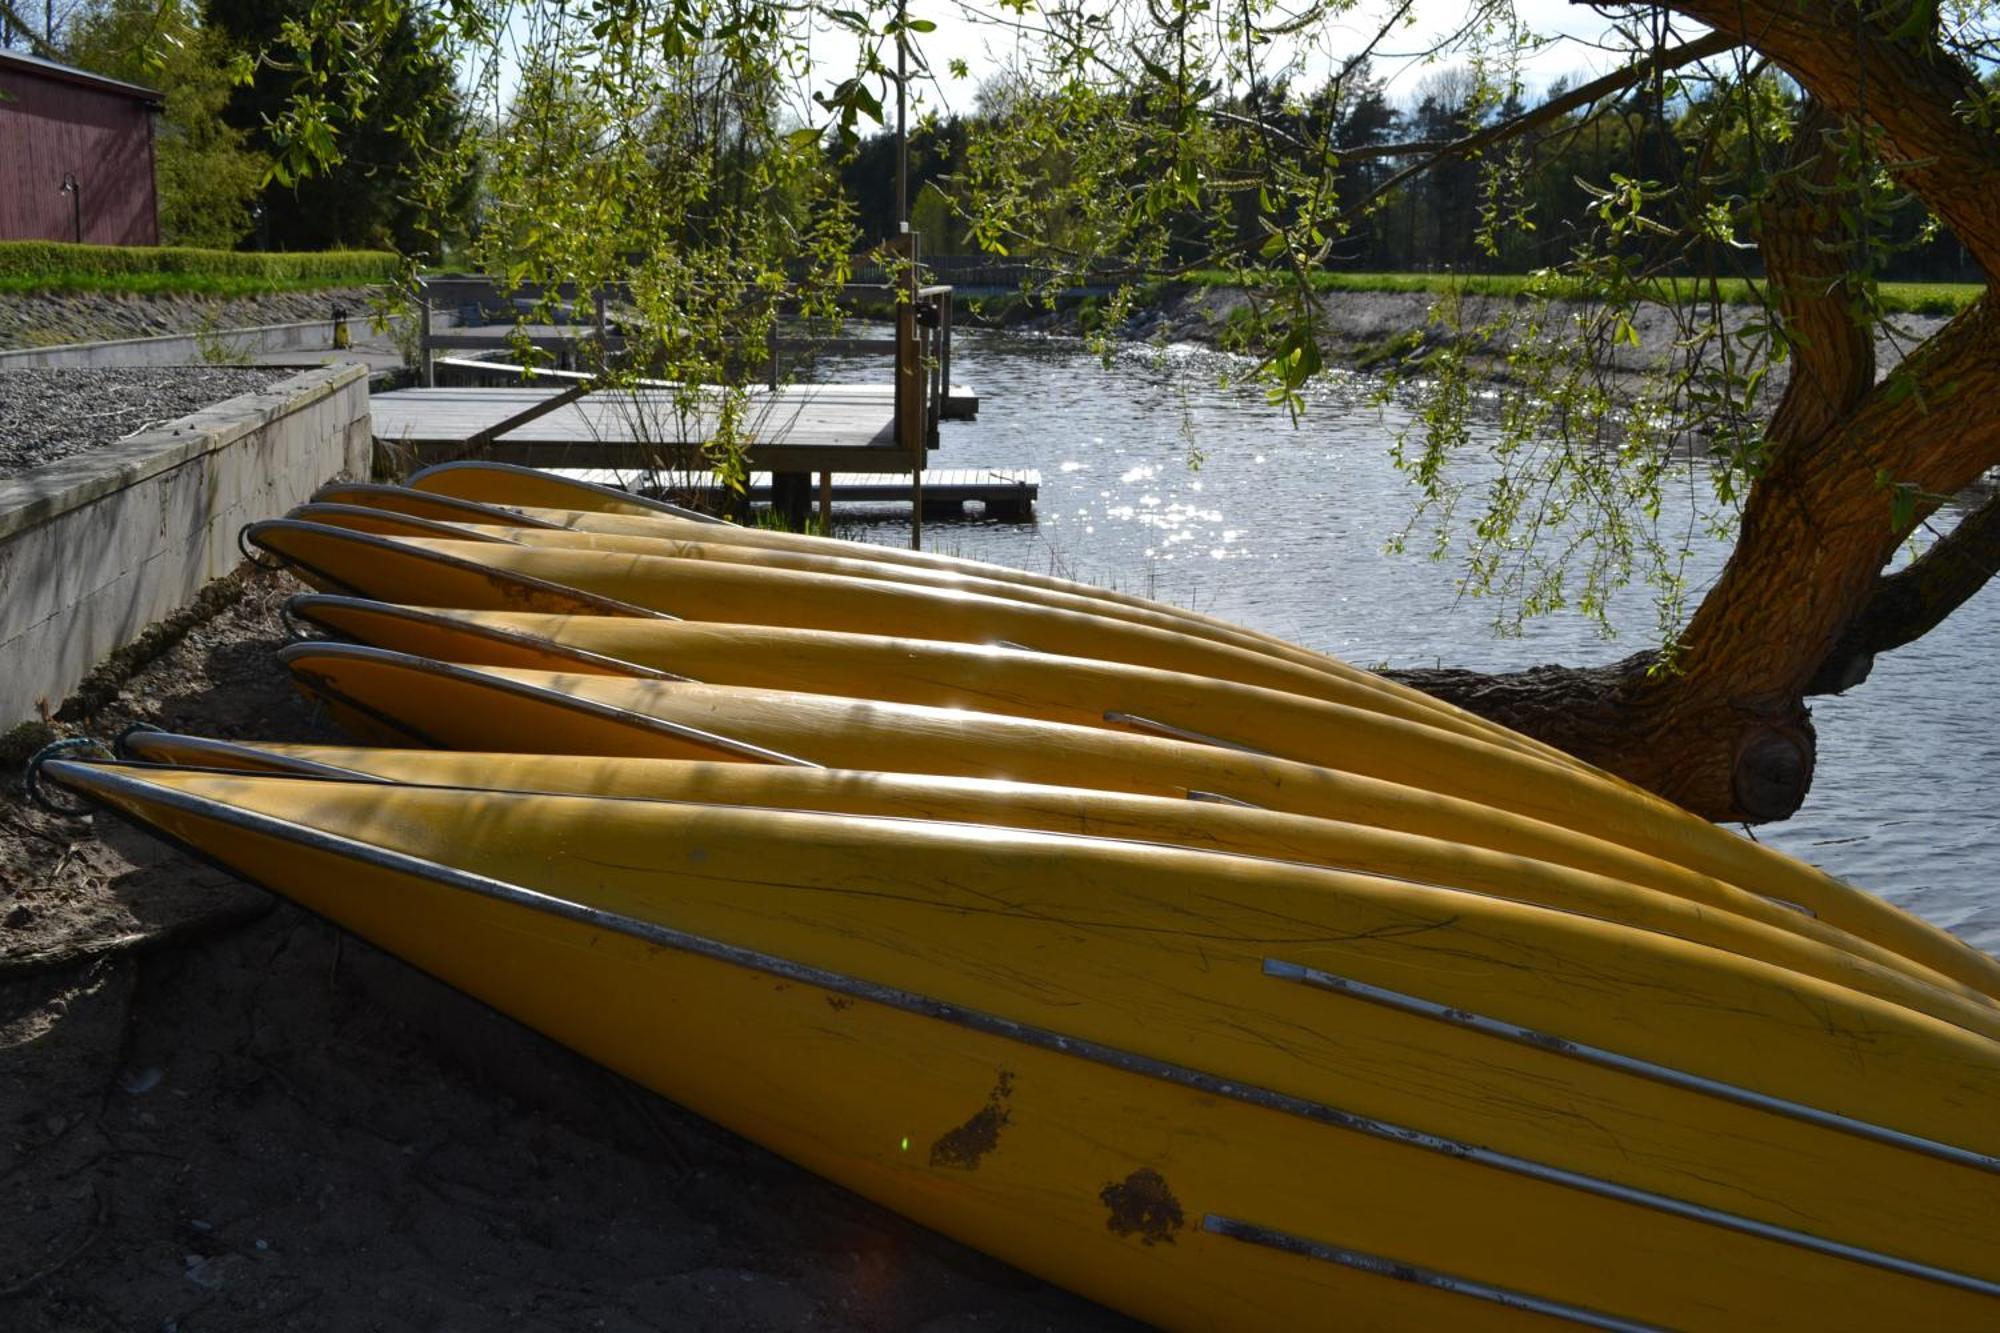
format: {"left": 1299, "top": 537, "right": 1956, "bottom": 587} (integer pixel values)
{"left": 0, "top": 0, "right": 61, "bottom": 58}
{"left": 1757, "top": 101, "right": 1875, "bottom": 457}
{"left": 1344, "top": 29, "right": 1739, "bottom": 212}
{"left": 1665, "top": 0, "right": 2000, "bottom": 280}
{"left": 1809, "top": 488, "right": 2000, "bottom": 694}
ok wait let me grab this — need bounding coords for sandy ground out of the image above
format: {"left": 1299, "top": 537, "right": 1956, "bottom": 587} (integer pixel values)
{"left": 0, "top": 568, "right": 1135, "bottom": 1332}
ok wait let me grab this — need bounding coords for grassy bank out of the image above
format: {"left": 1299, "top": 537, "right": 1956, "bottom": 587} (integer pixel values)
{"left": 0, "top": 243, "right": 400, "bottom": 297}
{"left": 1181, "top": 269, "right": 1982, "bottom": 316}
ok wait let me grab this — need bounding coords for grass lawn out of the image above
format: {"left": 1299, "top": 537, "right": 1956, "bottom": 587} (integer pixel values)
{"left": 1182, "top": 269, "right": 1982, "bottom": 316}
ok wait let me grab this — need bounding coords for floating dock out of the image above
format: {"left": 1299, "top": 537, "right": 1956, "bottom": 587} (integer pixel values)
{"left": 372, "top": 384, "right": 917, "bottom": 474}
{"left": 563, "top": 467, "right": 1039, "bottom": 521}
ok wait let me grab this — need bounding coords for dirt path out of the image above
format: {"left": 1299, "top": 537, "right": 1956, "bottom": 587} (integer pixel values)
{"left": 0, "top": 568, "right": 1134, "bottom": 1332}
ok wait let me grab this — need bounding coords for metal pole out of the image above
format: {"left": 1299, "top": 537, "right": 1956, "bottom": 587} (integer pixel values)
{"left": 896, "top": 0, "right": 923, "bottom": 550}
{"left": 896, "top": 0, "right": 908, "bottom": 231}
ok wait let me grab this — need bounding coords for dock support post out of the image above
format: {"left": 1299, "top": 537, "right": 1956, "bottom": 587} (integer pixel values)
{"left": 892, "top": 236, "right": 926, "bottom": 551}
{"left": 771, "top": 472, "right": 812, "bottom": 532}
{"left": 818, "top": 471, "right": 833, "bottom": 533}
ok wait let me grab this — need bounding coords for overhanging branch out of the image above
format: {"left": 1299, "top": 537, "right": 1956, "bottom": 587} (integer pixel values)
{"left": 0, "top": 1, "right": 60, "bottom": 58}
{"left": 1809, "top": 489, "right": 2000, "bottom": 694}
{"left": 1345, "top": 29, "right": 1738, "bottom": 210}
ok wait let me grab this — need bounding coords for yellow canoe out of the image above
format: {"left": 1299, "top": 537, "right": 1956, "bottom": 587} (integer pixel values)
{"left": 282, "top": 595, "right": 1552, "bottom": 763}
{"left": 44, "top": 759, "right": 2000, "bottom": 1329}
{"left": 298, "top": 488, "right": 1564, "bottom": 767}
{"left": 112, "top": 733, "right": 2000, "bottom": 1041}
{"left": 386, "top": 462, "right": 1479, "bottom": 699}
{"left": 275, "top": 642, "right": 2000, "bottom": 1004}
{"left": 245, "top": 517, "right": 1559, "bottom": 755}
{"left": 368, "top": 467, "right": 1584, "bottom": 766}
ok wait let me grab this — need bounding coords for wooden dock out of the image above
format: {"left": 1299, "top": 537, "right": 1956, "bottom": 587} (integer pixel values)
{"left": 371, "top": 384, "right": 918, "bottom": 474}
{"left": 430, "top": 356, "right": 979, "bottom": 421}
{"left": 593, "top": 467, "right": 1039, "bottom": 520}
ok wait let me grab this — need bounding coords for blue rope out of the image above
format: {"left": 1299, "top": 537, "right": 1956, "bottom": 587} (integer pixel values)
{"left": 113, "top": 723, "right": 166, "bottom": 759}
{"left": 22, "top": 736, "right": 113, "bottom": 816}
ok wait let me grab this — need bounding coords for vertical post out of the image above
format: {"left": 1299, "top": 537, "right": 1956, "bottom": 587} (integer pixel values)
{"left": 894, "top": 0, "right": 921, "bottom": 549}
{"left": 418, "top": 283, "right": 435, "bottom": 387}
{"left": 818, "top": 471, "right": 833, "bottom": 533}
{"left": 936, "top": 286, "right": 952, "bottom": 440}
{"left": 897, "top": 273, "right": 924, "bottom": 551}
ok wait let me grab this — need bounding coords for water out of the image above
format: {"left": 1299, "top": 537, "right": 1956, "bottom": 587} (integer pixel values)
{"left": 817, "top": 328, "right": 1999, "bottom": 951}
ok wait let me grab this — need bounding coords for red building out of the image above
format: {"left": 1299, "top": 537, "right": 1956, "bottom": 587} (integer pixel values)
{"left": 0, "top": 48, "right": 162, "bottom": 246}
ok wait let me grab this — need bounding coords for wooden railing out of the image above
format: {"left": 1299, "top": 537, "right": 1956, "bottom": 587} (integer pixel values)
{"left": 410, "top": 274, "right": 959, "bottom": 449}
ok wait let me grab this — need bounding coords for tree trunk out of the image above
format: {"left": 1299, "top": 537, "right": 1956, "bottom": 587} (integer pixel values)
{"left": 1380, "top": 7, "right": 2000, "bottom": 823}
{"left": 1396, "top": 294, "right": 2000, "bottom": 822}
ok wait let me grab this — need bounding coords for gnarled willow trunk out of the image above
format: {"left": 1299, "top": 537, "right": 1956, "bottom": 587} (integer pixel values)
{"left": 1393, "top": 291, "right": 2000, "bottom": 823}
{"left": 1389, "top": 4, "right": 2000, "bottom": 823}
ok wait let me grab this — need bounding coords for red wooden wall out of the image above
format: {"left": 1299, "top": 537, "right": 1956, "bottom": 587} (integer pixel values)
{"left": 0, "top": 60, "right": 159, "bottom": 246}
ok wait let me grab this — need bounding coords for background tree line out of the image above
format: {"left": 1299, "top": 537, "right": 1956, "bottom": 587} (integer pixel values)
{"left": 842, "top": 60, "right": 1984, "bottom": 284}
{"left": 46, "top": 0, "right": 472, "bottom": 253}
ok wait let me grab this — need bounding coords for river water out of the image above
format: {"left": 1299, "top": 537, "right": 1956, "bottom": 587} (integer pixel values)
{"left": 806, "top": 328, "right": 2000, "bottom": 952}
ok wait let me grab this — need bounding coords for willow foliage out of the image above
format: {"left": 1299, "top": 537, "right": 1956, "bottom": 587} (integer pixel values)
{"left": 247, "top": 0, "right": 1999, "bottom": 640}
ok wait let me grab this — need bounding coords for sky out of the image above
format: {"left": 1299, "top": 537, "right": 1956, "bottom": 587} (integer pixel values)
{"left": 472, "top": 1, "right": 1663, "bottom": 126}
{"left": 791, "top": 0, "right": 1652, "bottom": 125}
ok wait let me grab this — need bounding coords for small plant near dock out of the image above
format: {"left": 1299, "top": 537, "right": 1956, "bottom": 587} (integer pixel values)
{"left": 194, "top": 313, "right": 254, "bottom": 365}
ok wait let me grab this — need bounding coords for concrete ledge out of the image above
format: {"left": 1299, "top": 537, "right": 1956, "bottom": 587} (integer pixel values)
{"left": 0, "top": 309, "right": 447, "bottom": 371}
{"left": 0, "top": 319, "right": 358, "bottom": 370}
{"left": 0, "top": 364, "right": 371, "bottom": 727}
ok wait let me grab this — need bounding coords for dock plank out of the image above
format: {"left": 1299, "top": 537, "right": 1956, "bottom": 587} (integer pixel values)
{"left": 428, "top": 356, "right": 979, "bottom": 420}
{"left": 371, "top": 383, "right": 912, "bottom": 473}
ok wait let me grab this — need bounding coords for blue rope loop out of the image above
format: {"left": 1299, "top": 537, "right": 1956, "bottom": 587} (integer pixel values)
{"left": 276, "top": 600, "right": 321, "bottom": 644}
{"left": 22, "top": 736, "right": 114, "bottom": 816}
{"left": 236, "top": 523, "right": 281, "bottom": 571}
{"left": 113, "top": 723, "right": 166, "bottom": 759}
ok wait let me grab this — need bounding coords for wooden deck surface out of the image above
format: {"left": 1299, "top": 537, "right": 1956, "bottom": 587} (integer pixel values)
{"left": 428, "top": 356, "right": 979, "bottom": 420}
{"left": 372, "top": 385, "right": 916, "bottom": 473}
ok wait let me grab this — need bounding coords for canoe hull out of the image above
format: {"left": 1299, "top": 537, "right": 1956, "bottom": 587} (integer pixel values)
{"left": 48, "top": 761, "right": 2000, "bottom": 1330}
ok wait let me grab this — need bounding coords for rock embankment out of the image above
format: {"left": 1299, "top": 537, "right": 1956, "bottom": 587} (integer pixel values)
{"left": 971, "top": 283, "right": 1953, "bottom": 402}
{"left": 0, "top": 288, "right": 389, "bottom": 352}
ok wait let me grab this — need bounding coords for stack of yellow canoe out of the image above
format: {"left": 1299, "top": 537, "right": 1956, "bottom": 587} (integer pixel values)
{"left": 44, "top": 459, "right": 2000, "bottom": 1330}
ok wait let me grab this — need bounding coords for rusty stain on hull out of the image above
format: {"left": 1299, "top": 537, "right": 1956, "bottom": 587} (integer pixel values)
{"left": 930, "top": 1070, "right": 1013, "bottom": 1169}
{"left": 1100, "top": 1168, "right": 1184, "bottom": 1246}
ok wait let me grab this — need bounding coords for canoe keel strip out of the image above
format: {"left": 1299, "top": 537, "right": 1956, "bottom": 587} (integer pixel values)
{"left": 48, "top": 761, "right": 2000, "bottom": 1323}
{"left": 1265, "top": 960, "right": 2000, "bottom": 1175}
{"left": 1198, "top": 1216, "right": 1657, "bottom": 1332}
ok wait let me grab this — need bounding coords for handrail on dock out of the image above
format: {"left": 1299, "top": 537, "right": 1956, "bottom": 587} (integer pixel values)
{"left": 409, "top": 274, "right": 958, "bottom": 452}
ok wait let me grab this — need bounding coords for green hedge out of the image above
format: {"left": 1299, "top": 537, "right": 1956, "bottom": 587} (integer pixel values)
{"left": 0, "top": 243, "right": 401, "bottom": 295}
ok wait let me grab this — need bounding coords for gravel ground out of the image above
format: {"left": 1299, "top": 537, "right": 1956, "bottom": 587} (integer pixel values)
{"left": 0, "top": 289, "right": 389, "bottom": 352}
{"left": 0, "top": 367, "right": 296, "bottom": 479}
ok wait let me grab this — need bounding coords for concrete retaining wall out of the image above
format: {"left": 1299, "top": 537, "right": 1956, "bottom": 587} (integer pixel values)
{"left": 0, "top": 364, "right": 370, "bottom": 728}
{"left": 0, "top": 316, "right": 419, "bottom": 370}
